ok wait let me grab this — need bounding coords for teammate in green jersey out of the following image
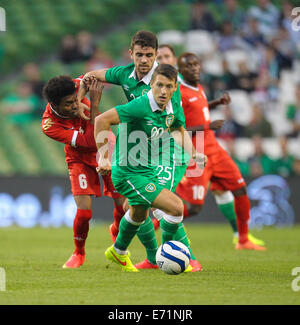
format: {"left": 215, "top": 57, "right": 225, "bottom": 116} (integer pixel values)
{"left": 79, "top": 31, "right": 203, "bottom": 271}
{"left": 156, "top": 43, "right": 265, "bottom": 247}
{"left": 94, "top": 64, "right": 207, "bottom": 272}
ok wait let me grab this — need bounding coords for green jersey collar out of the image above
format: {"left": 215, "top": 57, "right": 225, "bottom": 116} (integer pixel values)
{"left": 147, "top": 89, "right": 174, "bottom": 114}
{"left": 128, "top": 61, "right": 158, "bottom": 85}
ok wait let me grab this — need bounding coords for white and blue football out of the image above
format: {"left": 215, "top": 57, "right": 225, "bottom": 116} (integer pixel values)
{"left": 156, "top": 240, "right": 191, "bottom": 275}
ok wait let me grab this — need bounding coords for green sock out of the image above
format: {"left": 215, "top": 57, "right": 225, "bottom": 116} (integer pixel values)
{"left": 174, "top": 222, "right": 197, "bottom": 260}
{"left": 137, "top": 217, "right": 158, "bottom": 264}
{"left": 114, "top": 216, "right": 140, "bottom": 251}
{"left": 218, "top": 201, "right": 238, "bottom": 233}
{"left": 160, "top": 218, "right": 179, "bottom": 243}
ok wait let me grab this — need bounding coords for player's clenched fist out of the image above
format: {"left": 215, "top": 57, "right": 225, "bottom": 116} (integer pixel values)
{"left": 217, "top": 92, "right": 231, "bottom": 105}
{"left": 96, "top": 157, "right": 111, "bottom": 175}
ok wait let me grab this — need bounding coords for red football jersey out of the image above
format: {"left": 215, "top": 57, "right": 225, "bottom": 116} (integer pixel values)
{"left": 180, "top": 81, "right": 220, "bottom": 156}
{"left": 42, "top": 76, "right": 97, "bottom": 167}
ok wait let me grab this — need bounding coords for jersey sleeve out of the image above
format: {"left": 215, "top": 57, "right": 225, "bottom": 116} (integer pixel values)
{"left": 105, "top": 66, "right": 125, "bottom": 85}
{"left": 42, "top": 116, "right": 96, "bottom": 150}
{"left": 114, "top": 97, "right": 146, "bottom": 123}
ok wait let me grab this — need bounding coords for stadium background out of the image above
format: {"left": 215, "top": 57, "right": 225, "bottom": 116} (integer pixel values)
{"left": 0, "top": 0, "right": 299, "bottom": 229}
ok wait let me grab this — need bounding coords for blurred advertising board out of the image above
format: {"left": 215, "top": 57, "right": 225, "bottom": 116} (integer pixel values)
{"left": 0, "top": 175, "right": 298, "bottom": 228}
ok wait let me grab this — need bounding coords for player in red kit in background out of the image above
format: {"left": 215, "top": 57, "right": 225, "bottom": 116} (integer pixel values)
{"left": 42, "top": 75, "right": 124, "bottom": 268}
{"left": 176, "top": 53, "right": 266, "bottom": 250}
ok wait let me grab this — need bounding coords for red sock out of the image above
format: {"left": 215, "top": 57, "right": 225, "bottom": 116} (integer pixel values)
{"left": 73, "top": 209, "right": 92, "bottom": 255}
{"left": 183, "top": 204, "right": 190, "bottom": 218}
{"left": 111, "top": 204, "right": 124, "bottom": 237}
{"left": 152, "top": 218, "right": 160, "bottom": 231}
{"left": 234, "top": 195, "right": 250, "bottom": 244}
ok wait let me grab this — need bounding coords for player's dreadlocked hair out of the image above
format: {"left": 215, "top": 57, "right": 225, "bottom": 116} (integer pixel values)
{"left": 131, "top": 30, "right": 158, "bottom": 50}
{"left": 43, "top": 75, "right": 76, "bottom": 105}
{"left": 152, "top": 64, "right": 178, "bottom": 83}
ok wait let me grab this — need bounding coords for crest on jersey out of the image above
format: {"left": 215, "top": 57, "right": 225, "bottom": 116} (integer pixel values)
{"left": 145, "top": 183, "right": 156, "bottom": 192}
{"left": 165, "top": 114, "right": 174, "bottom": 128}
{"left": 42, "top": 118, "right": 54, "bottom": 131}
{"left": 142, "top": 89, "right": 149, "bottom": 96}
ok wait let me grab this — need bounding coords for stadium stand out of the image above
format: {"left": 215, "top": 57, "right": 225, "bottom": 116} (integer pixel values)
{"left": 0, "top": 0, "right": 300, "bottom": 176}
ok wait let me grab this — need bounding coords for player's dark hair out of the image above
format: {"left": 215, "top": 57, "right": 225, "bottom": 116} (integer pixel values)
{"left": 131, "top": 30, "right": 158, "bottom": 50}
{"left": 43, "top": 75, "right": 76, "bottom": 105}
{"left": 158, "top": 44, "right": 176, "bottom": 56}
{"left": 152, "top": 64, "right": 178, "bottom": 83}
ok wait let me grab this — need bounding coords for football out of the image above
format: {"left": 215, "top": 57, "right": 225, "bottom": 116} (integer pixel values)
{"left": 156, "top": 240, "right": 191, "bottom": 275}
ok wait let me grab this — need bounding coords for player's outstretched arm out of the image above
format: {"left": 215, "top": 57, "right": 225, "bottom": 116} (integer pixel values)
{"left": 171, "top": 125, "right": 207, "bottom": 169}
{"left": 94, "top": 108, "right": 120, "bottom": 175}
{"left": 88, "top": 79, "right": 104, "bottom": 124}
{"left": 78, "top": 69, "right": 108, "bottom": 102}
{"left": 186, "top": 119, "right": 225, "bottom": 134}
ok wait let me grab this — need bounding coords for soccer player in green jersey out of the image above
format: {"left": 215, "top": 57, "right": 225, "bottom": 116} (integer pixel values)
{"left": 94, "top": 64, "right": 207, "bottom": 272}
{"left": 156, "top": 44, "right": 265, "bottom": 247}
{"left": 79, "top": 31, "right": 202, "bottom": 271}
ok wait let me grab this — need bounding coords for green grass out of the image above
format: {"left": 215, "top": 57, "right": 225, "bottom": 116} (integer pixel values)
{"left": 0, "top": 224, "right": 299, "bottom": 305}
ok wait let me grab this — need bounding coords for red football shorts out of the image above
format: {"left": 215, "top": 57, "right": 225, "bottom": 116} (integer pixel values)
{"left": 176, "top": 149, "right": 245, "bottom": 205}
{"left": 68, "top": 162, "right": 122, "bottom": 198}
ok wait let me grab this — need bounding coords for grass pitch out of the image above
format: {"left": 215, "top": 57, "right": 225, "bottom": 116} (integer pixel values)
{"left": 0, "top": 224, "right": 299, "bottom": 305}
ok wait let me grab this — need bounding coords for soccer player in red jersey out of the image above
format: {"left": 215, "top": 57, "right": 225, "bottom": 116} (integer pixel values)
{"left": 42, "top": 76, "right": 124, "bottom": 268}
{"left": 175, "top": 53, "right": 266, "bottom": 250}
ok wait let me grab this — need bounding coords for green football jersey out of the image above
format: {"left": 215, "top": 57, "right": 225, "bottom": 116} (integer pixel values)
{"left": 105, "top": 62, "right": 158, "bottom": 101}
{"left": 112, "top": 90, "right": 185, "bottom": 175}
{"left": 106, "top": 62, "right": 190, "bottom": 169}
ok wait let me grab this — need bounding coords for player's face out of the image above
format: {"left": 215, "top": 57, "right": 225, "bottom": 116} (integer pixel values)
{"left": 179, "top": 56, "right": 200, "bottom": 83}
{"left": 130, "top": 45, "right": 157, "bottom": 76}
{"left": 55, "top": 93, "right": 79, "bottom": 117}
{"left": 151, "top": 74, "right": 177, "bottom": 108}
{"left": 157, "top": 47, "right": 177, "bottom": 66}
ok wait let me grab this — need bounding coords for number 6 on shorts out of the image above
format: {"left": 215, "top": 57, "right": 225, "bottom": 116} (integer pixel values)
{"left": 79, "top": 174, "right": 88, "bottom": 189}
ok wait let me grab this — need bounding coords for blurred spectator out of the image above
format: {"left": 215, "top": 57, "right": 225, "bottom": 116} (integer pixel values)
{"left": 116, "top": 47, "right": 132, "bottom": 66}
{"left": 248, "top": 135, "right": 276, "bottom": 176}
{"left": 22, "top": 63, "right": 45, "bottom": 100}
{"left": 76, "top": 31, "right": 96, "bottom": 62}
{"left": 220, "top": 0, "right": 245, "bottom": 31}
{"left": 226, "top": 139, "right": 250, "bottom": 176}
{"left": 0, "top": 82, "right": 40, "bottom": 124}
{"left": 244, "top": 103, "right": 273, "bottom": 137}
{"left": 207, "top": 59, "right": 236, "bottom": 99}
{"left": 250, "top": 72, "right": 272, "bottom": 105}
{"left": 235, "top": 60, "right": 258, "bottom": 92}
{"left": 270, "top": 27, "right": 294, "bottom": 71}
{"left": 189, "top": 1, "right": 217, "bottom": 32}
{"left": 59, "top": 34, "right": 78, "bottom": 64}
{"left": 217, "top": 21, "right": 249, "bottom": 52}
{"left": 286, "top": 83, "right": 300, "bottom": 137}
{"left": 85, "top": 48, "right": 114, "bottom": 72}
{"left": 242, "top": 17, "right": 265, "bottom": 47}
{"left": 280, "top": 0, "right": 300, "bottom": 45}
{"left": 275, "top": 136, "right": 295, "bottom": 177}
{"left": 247, "top": 0, "right": 280, "bottom": 39}
{"left": 215, "top": 105, "right": 244, "bottom": 140}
